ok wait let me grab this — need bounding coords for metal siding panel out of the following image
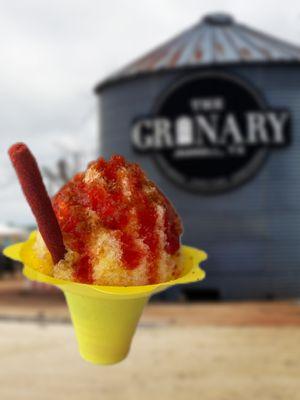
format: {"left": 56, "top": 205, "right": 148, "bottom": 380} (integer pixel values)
{"left": 98, "top": 65, "right": 300, "bottom": 299}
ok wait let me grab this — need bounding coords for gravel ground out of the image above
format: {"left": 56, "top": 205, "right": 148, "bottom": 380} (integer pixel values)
{"left": 0, "top": 321, "right": 300, "bottom": 400}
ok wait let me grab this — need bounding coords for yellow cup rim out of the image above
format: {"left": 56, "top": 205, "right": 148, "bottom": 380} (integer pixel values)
{"left": 3, "top": 231, "right": 207, "bottom": 299}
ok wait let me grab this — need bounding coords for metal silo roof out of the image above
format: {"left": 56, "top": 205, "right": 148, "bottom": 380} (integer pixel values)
{"left": 96, "top": 12, "right": 300, "bottom": 90}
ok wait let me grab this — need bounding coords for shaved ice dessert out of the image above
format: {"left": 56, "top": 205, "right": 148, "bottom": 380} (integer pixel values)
{"left": 35, "top": 155, "right": 183, "bottom": 286}
{"left": 6, "top": 143, "right": 205, "bottom": 366}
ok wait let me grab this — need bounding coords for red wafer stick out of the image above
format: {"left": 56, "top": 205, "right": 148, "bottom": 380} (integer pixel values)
{"left": 8, "top": 143, "right": 66, "bottom": 264}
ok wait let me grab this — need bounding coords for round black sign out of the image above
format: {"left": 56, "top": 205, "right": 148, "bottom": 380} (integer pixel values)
{"left": 131, "top": 73, "right": 290, "bottom": 194}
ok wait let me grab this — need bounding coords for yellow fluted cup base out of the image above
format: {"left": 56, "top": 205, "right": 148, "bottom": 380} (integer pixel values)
{"left": 64, "top": 291, "right": 148, "bottom": 365}
{"left": 3, "top": 231, "right": 207, "bottom": 365}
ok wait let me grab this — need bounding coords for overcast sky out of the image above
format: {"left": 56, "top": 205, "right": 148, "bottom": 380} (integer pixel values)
{"left": 1, "top": 0, "right": 300, "bottom": 225}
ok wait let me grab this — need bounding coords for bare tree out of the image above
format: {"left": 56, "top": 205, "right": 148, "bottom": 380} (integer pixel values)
{"left": 42, "top": 139, "right": 83, "bottom": 195}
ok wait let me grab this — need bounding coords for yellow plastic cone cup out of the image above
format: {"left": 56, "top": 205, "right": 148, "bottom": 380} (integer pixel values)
{"left": 64, "top": 291, "right": 148, "bottom": 365}
{"left": 3, "top": 231, "right": 207, "bottom": 365}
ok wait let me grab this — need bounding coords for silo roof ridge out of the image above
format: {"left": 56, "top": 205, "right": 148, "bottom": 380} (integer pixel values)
{"left": 95, "top": 13, "right": 300, "bottom": 92}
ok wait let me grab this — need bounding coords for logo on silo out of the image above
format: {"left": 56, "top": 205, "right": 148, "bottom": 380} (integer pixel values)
{"left": 131, "top": 73, "right": 291, "bottom": 194}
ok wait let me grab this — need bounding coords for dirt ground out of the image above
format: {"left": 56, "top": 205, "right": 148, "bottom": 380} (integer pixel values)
{"left": 0, "top": 322, "right": 300, "bottom": 400}
{"left": 1, "top": 280, "right": 300, "bottom": 400}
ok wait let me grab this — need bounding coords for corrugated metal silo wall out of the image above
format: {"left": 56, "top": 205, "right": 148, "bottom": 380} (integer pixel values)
{"left": 98, "top": 65, "right": 300, "bottom": 299}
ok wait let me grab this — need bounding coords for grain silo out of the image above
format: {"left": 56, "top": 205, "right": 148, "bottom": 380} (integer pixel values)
{"left": 95, "top": 13, "right": 300, "bottom": 300}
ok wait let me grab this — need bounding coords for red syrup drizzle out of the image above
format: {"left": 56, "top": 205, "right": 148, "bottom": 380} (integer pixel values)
{"left": 52, "top": 155, "right": 182, "bottom": 284}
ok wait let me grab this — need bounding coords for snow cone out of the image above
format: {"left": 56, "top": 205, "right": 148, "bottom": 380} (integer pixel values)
{"left": 4, "top": 143, "right": 206, "bottom": 365}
